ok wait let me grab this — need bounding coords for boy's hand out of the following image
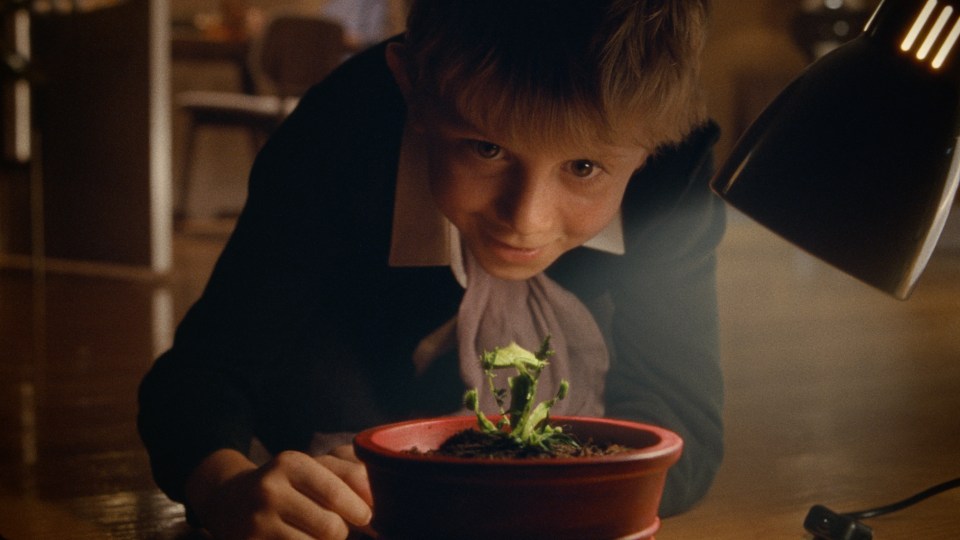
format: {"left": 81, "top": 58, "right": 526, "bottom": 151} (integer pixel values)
{"left": 186, "top": 446, "right": 375, "bottom": 539}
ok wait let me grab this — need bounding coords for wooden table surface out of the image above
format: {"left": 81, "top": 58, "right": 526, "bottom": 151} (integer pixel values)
{"left": 659, "top": 214, "right": 960, "bottom": 539}
{"left": 1, "top": 214, "right": 958, "bottom": 539}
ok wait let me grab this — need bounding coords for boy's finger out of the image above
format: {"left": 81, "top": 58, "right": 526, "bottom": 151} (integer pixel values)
{"left": 279, "top": 492, "right": 353, "bottom": 540}
{"left": 289, "top": 457, "right": 373, "bottom": 527}
{"left": 329, "top": 443, "right": 360, "bottom": 463}
{"left": 317, "top": 453, "right": 374, "bottom": 506}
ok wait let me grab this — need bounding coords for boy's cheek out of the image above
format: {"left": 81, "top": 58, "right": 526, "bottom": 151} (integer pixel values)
{"left": 429, "top": 168, "right": 490, "bottom": 216}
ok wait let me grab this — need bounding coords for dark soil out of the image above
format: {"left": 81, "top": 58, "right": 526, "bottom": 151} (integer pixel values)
{"left": 410, "top": 427, "right": 632, "bottom": 459}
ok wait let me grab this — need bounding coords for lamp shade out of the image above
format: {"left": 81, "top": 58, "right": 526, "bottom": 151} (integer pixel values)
{"left": 711, "top": 0, "right": 960, "bottom": 299}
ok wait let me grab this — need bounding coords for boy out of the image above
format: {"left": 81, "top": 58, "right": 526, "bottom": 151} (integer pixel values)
{"left": 139, "top": 1, "right": 725, "bottom": 538}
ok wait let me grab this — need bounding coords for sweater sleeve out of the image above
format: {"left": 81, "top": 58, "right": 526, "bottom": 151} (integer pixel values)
{"left": 137, "top": 42, "right": 406, "bottom": 503}
{"left": 605, "top": 122, "right": 726, "bottom": 516}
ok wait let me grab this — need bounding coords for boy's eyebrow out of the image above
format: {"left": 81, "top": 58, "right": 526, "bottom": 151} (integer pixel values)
{"left": 566, "top": 141, "right": 649, "bottom": 163}
{"left": 439, "top": 108, "right": 489, "bottom": 136}
{"left": 435, "top": 106, "right": 648, "bottom": 162}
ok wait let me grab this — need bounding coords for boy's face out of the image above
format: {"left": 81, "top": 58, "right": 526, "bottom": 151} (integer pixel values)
{"left": 422, "top": 111, "right": 649, "bottom": 281}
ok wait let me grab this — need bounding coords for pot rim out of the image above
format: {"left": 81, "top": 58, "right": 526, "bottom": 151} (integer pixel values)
{"left": 353, "top": 415, "right": 683, "bottom": 468}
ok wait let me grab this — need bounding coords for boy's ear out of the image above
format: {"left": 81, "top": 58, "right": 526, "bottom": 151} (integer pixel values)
{"left": 385, "top": 42, "right": 413, "bottom": 101}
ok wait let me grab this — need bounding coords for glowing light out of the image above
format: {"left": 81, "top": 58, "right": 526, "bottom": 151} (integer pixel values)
{"left": 933, "top": 17, "right": 960, "bottom": 68}
{"left": 902, "top": 0, "right": 939, "bottom": 52}
{"left": 917, "top": 5, "right": 954, "bottom": 60}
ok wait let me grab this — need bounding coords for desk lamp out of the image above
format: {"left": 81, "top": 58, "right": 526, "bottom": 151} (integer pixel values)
{"left": 711, "top": 0, "right": 960, "bottom": 299}
{"left": 712, "top": 1, "right": 960, "bottom": 537}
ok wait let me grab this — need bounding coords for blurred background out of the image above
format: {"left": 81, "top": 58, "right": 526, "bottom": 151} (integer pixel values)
{"left": 0, "top": 0, "right": 909, "bottom": 265}
{"left": 2, "top": 1, "right": 959, "bottom": 538}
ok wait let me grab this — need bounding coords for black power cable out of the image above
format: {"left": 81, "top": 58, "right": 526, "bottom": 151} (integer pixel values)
{"left": 844, "top": 476, "right": 960, "bottom": 520}
{"left": 803, "top": 476, "right": 960, "bottom": 540}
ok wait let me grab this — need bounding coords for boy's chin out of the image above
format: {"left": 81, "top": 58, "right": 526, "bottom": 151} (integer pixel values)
{"left": 472, "top": 254, "right": 552, "bottom": 282}
{"left": 484, "top": 266, "right": 541, "bottom": 282}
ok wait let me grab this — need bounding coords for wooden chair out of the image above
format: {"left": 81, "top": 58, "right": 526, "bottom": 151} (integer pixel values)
{"left": 175, "top": 14, "right": 346, "bottom": 220}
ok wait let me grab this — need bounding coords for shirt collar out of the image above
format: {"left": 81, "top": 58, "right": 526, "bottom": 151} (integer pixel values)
{"left": 388, "top": 124, "right": 625, "bottom": 277}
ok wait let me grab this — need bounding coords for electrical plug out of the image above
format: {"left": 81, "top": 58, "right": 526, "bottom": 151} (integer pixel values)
{"left": 803, "top": 505, "right": 873, "bottom": 540}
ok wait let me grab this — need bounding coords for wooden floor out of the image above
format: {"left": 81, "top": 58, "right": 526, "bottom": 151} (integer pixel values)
{"left": 1, "top": 213, "right": 959, "bottom": 539}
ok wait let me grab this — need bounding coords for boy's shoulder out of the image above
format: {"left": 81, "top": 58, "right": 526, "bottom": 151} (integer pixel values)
{"left": 624, "top": 120, "right": 721, "bottom": 217}
{"left": 276, "top": 38, "right": 406, "bottom": 150}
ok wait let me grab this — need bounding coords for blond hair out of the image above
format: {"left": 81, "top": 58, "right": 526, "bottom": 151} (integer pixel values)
{"left": 402, "top": 0, "right": 710, "bottom": 152}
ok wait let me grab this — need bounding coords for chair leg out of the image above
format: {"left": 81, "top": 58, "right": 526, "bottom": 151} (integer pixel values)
{"left": 176, "top": 119, "right": 198, "bottom": 224}
{"left": 248, "top": 127, "right": 265, "bottom": 157}
{"left": 248, "top": 116, "right": 281, "bottom": 156}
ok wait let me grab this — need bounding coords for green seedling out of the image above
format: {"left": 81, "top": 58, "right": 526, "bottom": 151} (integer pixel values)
{"left": 463, "top": 336, "right": 578, "bottom": 451}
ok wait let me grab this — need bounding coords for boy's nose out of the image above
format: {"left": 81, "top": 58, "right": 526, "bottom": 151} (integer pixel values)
{"left": 496, "top": 167, "right": 557, "bottom": 236}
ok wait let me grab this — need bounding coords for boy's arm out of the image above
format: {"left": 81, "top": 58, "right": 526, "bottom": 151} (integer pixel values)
{"left": 137, "top": 41, "right": 407, "bottom": 507}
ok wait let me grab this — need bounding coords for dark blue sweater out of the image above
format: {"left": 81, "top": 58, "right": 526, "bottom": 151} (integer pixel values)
{"left": 138, "top": 41, "right": 726, "bottom": 518}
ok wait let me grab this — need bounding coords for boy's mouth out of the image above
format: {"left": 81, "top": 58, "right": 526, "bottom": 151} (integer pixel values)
{"left": 483, "top": 234, "right": 547, "bottom": 264}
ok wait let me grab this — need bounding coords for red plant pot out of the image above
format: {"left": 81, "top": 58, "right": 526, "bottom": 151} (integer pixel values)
{"left": 353, "top": 415, "right": 683, "bottom": 540}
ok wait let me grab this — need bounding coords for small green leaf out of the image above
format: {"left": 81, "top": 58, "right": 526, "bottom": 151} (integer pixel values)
{"left": 464, "top": 389, "right": 479, "bottom": 411}
{"left": 463, "top": 388, "right": 498, "bottom": 434}
{"left": 464, "top": 337, "right": 573, "bottom": 450}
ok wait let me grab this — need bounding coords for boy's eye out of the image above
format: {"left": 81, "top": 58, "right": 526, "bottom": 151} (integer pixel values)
{"left": 472, "top": 140, "right": 503, "bottom": 159}
{"left": 567, "top": 159, "right": 601, "bottom": 179}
